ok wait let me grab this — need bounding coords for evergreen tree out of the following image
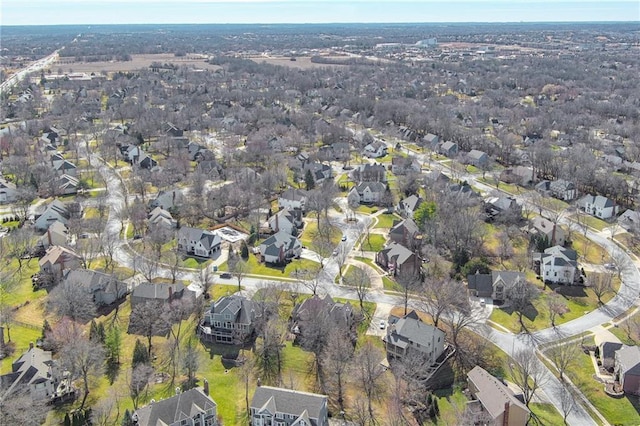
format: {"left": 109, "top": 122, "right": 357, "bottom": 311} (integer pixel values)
{"left": 304, "top": 169, "right": 315, "bottom": 190}
{"left": 89, "top": 320, "right": 105, "bottom": 343}
{"left": 240, "top": 240, "right": 249, "bottom": 259}
{"left": 105, "top": 325, "right": 122, "bottom": 365}
{"left": 132, "top": 339, "right": 150, "bottom": 367}
{"left": 121, "top": 409, "right": 134, "bottom": 426}
{"left": 63, "top": 413, "right": 71, "bottom": 426}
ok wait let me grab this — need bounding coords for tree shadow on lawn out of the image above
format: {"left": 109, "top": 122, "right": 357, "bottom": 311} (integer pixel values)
{"left": 200, "top": 340, "right": 251, "bottom": 366}
{"left": 546, "top": 283, "right": 588, "bottom": 299}
{"left": 626, "top": 394, "right": 640, "bottom": 417}
{"left": 497, "top": 303, "right": 540, "bottom": 324}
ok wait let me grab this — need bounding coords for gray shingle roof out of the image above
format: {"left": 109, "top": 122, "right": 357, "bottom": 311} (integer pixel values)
{"left": 134, "top": 388, "right": 217, "bottom": 426}
{"left": 616, "top": 345, "right": 640, "bottom": 376}
{"left": 251, "top": 386, "right": 327, "bottom": 424}
{"left": 468, "top": 366, "right": 530, "bottom": 421}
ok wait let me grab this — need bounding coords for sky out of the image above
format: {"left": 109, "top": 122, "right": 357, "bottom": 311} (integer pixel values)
{"left": 1, "top": 0, "right": 639, "bottom": 26}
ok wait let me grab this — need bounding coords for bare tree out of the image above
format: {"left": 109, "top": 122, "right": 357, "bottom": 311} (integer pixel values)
{"left": 559, "top": 384, "right": 577, "bottom": 425}
{"left": 322, "top": 328, "right": 354, "bottom": 413}
{"left": 196, "top": 264, "right": 216, "bottom": 299}
{"left": 396, "top": 269, "right": 421, "bottom": 316}
{"left": 508, "top": 349, "right": 547, "bottom": 408}
{"left": 54, "top": 320, "right": 106, "bottom": 409}
{"left": 0, "top": 385, "right": 49, "bottom": 426}
{"left": 422, "top": 277, "right": 467, "bottom": 328}
{"left": 254, "top": 316, "right": 286, "bottom": 386}
{"left": 587, "top": 272, "right": 613, "bottom": 305}
{"left": 47, "top": 279, "right": 97, "bottom": 322}
{"left": 129, "top": 363, "right": 154, "bottom": 409}
{"left": 294, "top": 265, "right": 323, "bottom": 296}
{"left": 547, "top": 292, "right": 568, "bottom": 327}
{"left": 505, "top": 278, "right": 539, "bottom": 332}
{"left": 548, "top": 343, "right": 578, "bottom": 381}
{"left": 128, "top": 300, "right": 168, "bottom": 357}
{"left": 342, "top": 265, "right": 371, "bottom": 314}
{"left": 354, "top": 340, "right": 385, "bottom": 421}
{"left": 91, "top": 392, "right": 121, "bottom": 426}
{"left": 181, "top": 337, "right": 201, "bottom": 389}
{"left": 228, "top": 253, "right": 249, "bottom": 292}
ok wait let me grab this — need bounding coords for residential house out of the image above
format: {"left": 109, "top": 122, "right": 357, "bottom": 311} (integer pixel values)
{"left": 0, "top": 176, "right": 17, "bottom": 203}
{"left": 34, "top": 199, "right": 71, "bottom": 231}
{"left": 467, "top": 366, "right": 530, "bottom": 426}
{"left": 52, "top": 159, "right": 77, "bottom": 177}
{"left": 350, "top": 163, "right": 387, "bottom": 183}
{"left": 363, "top": 140, "right": 388, "bottom": 158}
{"left": 466, "top": 150, "right": 489, "bottom": 167}
{"left": 56, "top": 174, "right": 80, "bottom": 195}
{"left": 258, "top": 231, "right": 302, "bottom": 264}
{"left": 250, "top": 386, "right": 329, "bottom": 426}
{"left": 484, "top": 196, "right": 522, "bottom": 222}
{"left": 438, "top": 141, "right": 458, "bottom": 158}
{"left": 594, "top": 335, "right": 623, "bottom": 370}
{"left": 347, "top": 182, "right": 387, "bottom": 206}
{"left": 139, "top": 155, "right": 158, "bottom": 169}
{"left": 150, "top": 189, "right": 184, "bottom": 211}
{"left": 423, "top": 133, "right": 439, "bottom": 150}
{"left": 499, "top": 166, "right": 534, "bottom": 187}
{"left": 383, "top": 311, "right": 446, "bottom": 365}
{"left": 376, "top": 242, "right": 420, "bottom": 279}
{"left": 527, "top": 216, "right": 566, "bottom": 247}
{"left": 133, "top": 387, "right": 218, "bottom": 426}
{"left": 423, "top": 170, "right": 451, "bottom": 188}
{"left": 278, "top": 189, "right": 307, "bottom": 211}
{"left": 397, "top": 194, "right": 424, "bottom": 218}
{"left": 303, "top": 161, "right": 332, "bottom": 183}
{"left": 177, "top": 227, "right": 222, "bottom": 258}
{"left": 291, "top": 295, "right": 356, "bottom": 347}
{"left": 391, "top": 156, "right": 421, "bottom": 175}
{"left": 130, "top": 282, "right": 196, "bottom": 307}
{"left": 37, "top": 221, "right": 70, "bottom": 249}
{"left": 535, "top": 179, "right": 577, "bottom": 201}
{"left": 0, "top": 345, "right": 67, "bottom": 403}
{"left": 62, "top": 269, "right": 128, "bottom": 306}
{"left": 147, "top": 206, "right": 178, "bottom": 229}
{"left": 618, "top": 209, "right": 640, "bottom": 233}
{"left": 164, "top": 122, "right": 184, "bottom": 138}
{"left": 467, "top": 270, "right": 526, "bottom": 302}
{"left": 268, "top": 208, "right": 303, "bottom": 236}
{"left": 535, "top": 245, "right": 579, "bottom": 285}
{"left": 388, "top": 218, "right": 421, "bottom": 250}
{"left": 38, "top": 245, "right": 82, "bottom": 280}
{"left": 614, "top": 345, "right": 640, "bottom": 395}
{"left": 199, "top": 295, "right": 256, "bottom": 344}
{"left": 577, "top": 194, "right": 619, "bottom": 220}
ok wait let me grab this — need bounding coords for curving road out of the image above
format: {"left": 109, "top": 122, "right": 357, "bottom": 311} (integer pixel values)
{"left": 92, "top": 140, "right": 640, "bottom": 426}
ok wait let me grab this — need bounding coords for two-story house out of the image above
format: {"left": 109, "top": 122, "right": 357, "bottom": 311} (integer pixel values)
{"left": 0, "top": 345, "right": 58, "bottom": 402}
{"left": 376, "top": 242, "right": 420, "bottom": 279}
{"left": 347, "top": 182, "right": 387, "bottom": 206}
{"left": 34, "top": 199, "right": 71, "bottom": 231}
{"left": 396, "top": 195, "right": 424, "bottom": 219}
{"left": 177, "top": 227, "right": 222, "bottom": 258}
{"left": 38, "top": 245, "right": 82, "bottom": 280}
{"left": 383, "top": 311, "right": 446, "bottom": 365}
{"left": 258, "top": 231, "right": 302, "bottom": 265}
{"left": 133, "top": 387, "right": 218, "bottom": 426}
{"left": 388, "top": 218, "right": 421, "bottom": 250}
{"left": 199, "top": 294, "right": 256, "bottom": 344}
{"left": 278, "top": 189, "right": 308, "bottom": 211}
{"left": 535, "top": 245, "right": 579, "bottom": 285}
{"left": 290, "top": 295, "right": 356, "bottom": 348}
{"left": 268, "top": 208, "right": 303, "bottom": 236}
{"left": 250, "top": 386, "right": 329, "bottom": 426}
{"left": 362, "top": 140, "right": 388, "bottom": 158}
{"left": 527, "top": 216, "right": 566, "bottom": 247}
{"left": 467, "top": 366, "right": 530, "bottom": 426}
{"left": 577, "top": 194, "right": 619, "bottom": 220}
{"left": 467, "top": 270, "right": 526, "bottom": 303}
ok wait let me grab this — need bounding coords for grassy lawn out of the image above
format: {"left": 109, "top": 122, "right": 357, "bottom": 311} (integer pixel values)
{"left": 489, "top": 279, "right": 617, "bottom": 333}
{"left": 571, "top": 233, "right": 610, "bottom": 264}
{"left": 355, "top": 204, "right": 380, "bottom": 215}
{"left": 613, "top": 232, "right": 640, "bottom": 257}
{"left": 361, "top": 233, "right": 386, "bottom": 252}
{"left": 299, "top": 221, "right": 342, "bottom": 247}
{"left": 182, "top": 257, "right": 212, "bottom": 269}
{"left": 565, "top": 344, "right": 640, "bottom": 425}
{"left": 573, "top": 214, "right": 610, "bottom": 232}
{"left": 219, "top": 253, "right": 319, "bottom": 279}
{"left": 539, "top": 197, "right": 569, "bottom": 213}
{"left": 374, "top": 213, "right": 401, "bottom": 229}
{"left": 382, "top": 276, "right": 401, "bottom": 292}
{"left": 530, "top": 403, "right": 567, "bottom": 425}
{"left": 353, "top": 256, "right": 385, "bottom": 274}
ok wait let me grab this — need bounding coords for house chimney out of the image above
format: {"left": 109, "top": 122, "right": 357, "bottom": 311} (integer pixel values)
{"left": 502, "top": 402, "right": 510, "bottom": 426}
{"left": 168, "top": 285, "right": 173, "bottom": 301}
{"left": 203, "top": 379, "right": 209, "bottom": 396}
{"left": 47, "top": 228, "right": 52, "bottom": 247}
{"left": 275, "top": 213, "right": 279, "bottom": 233}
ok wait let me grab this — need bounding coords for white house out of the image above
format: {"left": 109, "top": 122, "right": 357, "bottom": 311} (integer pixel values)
{"left": 363, "top": 140, "right": 388, "bottom": 158}
{"left": 347, "top": 181, "right": 387, "bottom": 205}
{"left": 397, "top": 195, "right": 424, "bottom": 218}
{"left": 177, "top": 227, "right": 222, "bottom": 258}
{"left": 537, "top": 245, "right": 578, "bottom": 285}
{"left": 267, "top": 208, "right": 302, "bottom": 236}
{"left": 250, "top": 386, "right": 329, "bottom": 426}
{"left": 38, "top": 220, "right": 70, "bottom": 249}
{"left": 618, "top": 209, "right": 640, "bottom": 233}
{"left": 578, "top": 194, "right": 619, "bottom": 220}
{"left": 278, "top": 189, "right": 307, "bottom": 211}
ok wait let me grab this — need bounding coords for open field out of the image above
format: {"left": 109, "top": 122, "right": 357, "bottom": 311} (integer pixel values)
{"left": 53, "top": 54, "right": 222, "bottom": 74}
{"left": 247, "top": 55, "right": 349, "bottom": 69}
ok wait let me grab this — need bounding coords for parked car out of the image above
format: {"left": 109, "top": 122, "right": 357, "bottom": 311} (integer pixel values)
{"left": 341, "top": 235, "right": 347, "bottom": 242}
{"left": 379, "top": 320, "right": 386, "bottom": 329}
{"left": 219, "top": 272, "right": 232, "bottom": 279}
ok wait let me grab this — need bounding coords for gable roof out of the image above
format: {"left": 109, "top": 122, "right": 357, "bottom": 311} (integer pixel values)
{"left": 209, "top": 294, "right": 255, "bottom": 325}
{"left": 468, "top": 365, "right": 530, "bottom": 421}
{"left": 386, "top": 311, "right": 445, "bottom": 350}
{"left": 134, "top": 388, "right": 217, "bottom": 426}
{"left": 279, "top": 189, "right": 307, "bottom": 202}
{"left": 132, "top": 282, "right": 193, "bottom": 302}
{"left": 178, "top": 227, "right": 221, "bottom": 251}
{"left": 379, "top": 242, "right": 415, "bottom": 266}
{"left": 355, "top": 181, "right": 386, "bottom": 194}
{"left": 251, "top": 386, "right": 327, "bottom": 423}
{"left": 38, "top": 245, "right": 81, "bottom": 268}
{"left": 400, "top": 195, "right": 423, "bottom": 212}
{"left": 389, "top": 218, "right": 420, "bottom": 238}
{"left": 1, "top": 347, "right": 53, "bottom": 400}
{"left": 616, "top": 345, "right": 640, "bottom": 376}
